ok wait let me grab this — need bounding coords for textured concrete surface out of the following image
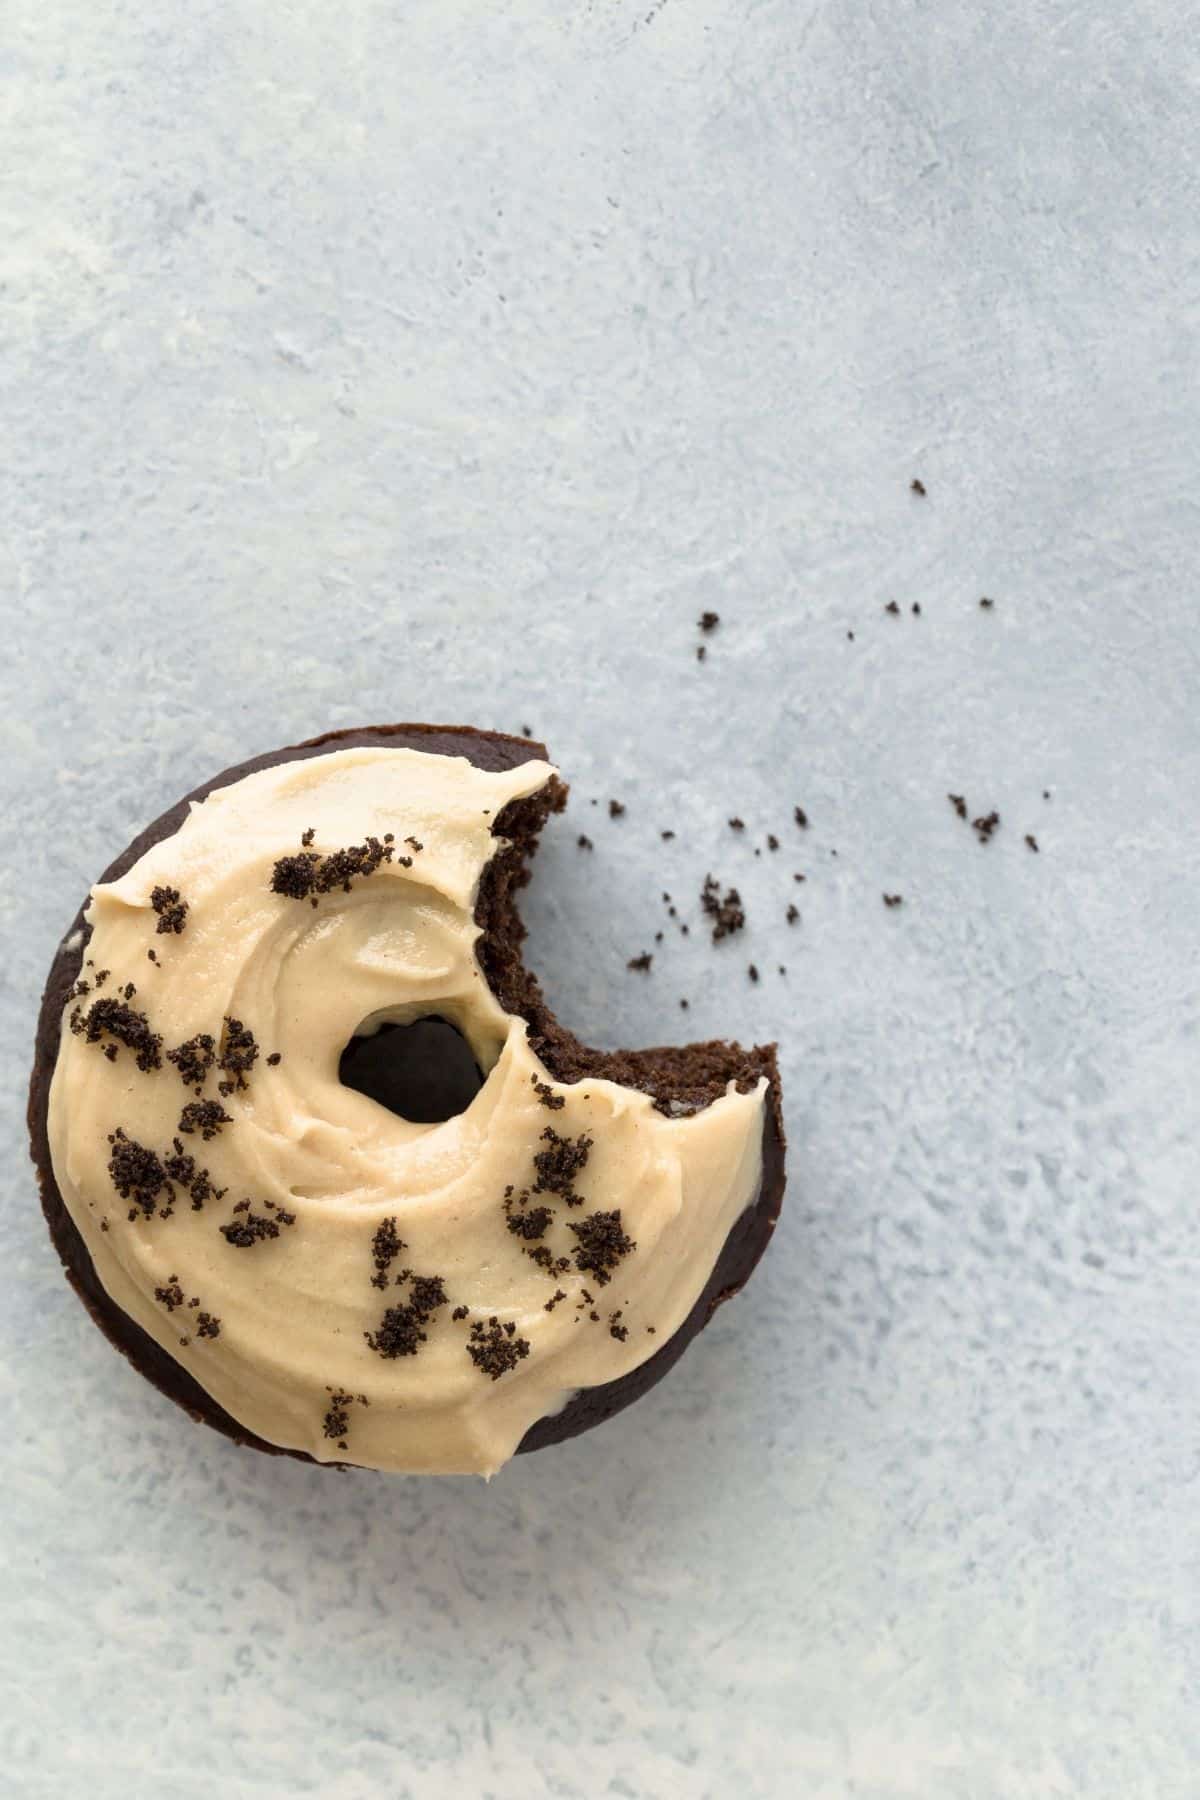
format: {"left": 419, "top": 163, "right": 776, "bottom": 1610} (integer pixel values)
{"left": 3, "top": 2, "right": 1199, "bottom": 1795}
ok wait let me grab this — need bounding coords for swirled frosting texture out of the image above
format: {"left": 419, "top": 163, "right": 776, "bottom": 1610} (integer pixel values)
{"left": 47, "top": 749, "right": 766, "bottom": 1475}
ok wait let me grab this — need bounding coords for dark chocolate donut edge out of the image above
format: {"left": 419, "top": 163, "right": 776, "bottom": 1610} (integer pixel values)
{"left": 27, "top": 723, "right": 785, "bottom": 1468}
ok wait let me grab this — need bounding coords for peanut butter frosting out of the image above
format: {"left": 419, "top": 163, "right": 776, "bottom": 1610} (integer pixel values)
{"left": 46, "top": 748, "right": 767, "bottom": 1476}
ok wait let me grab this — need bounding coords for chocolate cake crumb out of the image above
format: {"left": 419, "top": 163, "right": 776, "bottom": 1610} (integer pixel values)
{"left": 404, "top": 836, "right": 423, "bottom": 852}
{"left": 155, "top": 1278, "right": 185, "bottom": 1312}
{"left": 911, "top": 478, "right": 926, "bottom": 496}
{"left": 270, "top": 851, "right": 320, "bottom": 900}
{"left": 568, "top": 1211, "right": 634, "bottom": 1286}
{"left": 627, "top": 952, "right": 652, "bottom": 972}
{"left": 577, "top": 834, "right": 593, "bottom": 850}
{"left": 196, "top": 1312, "right": 220, "bottom": 1340}
{"left": 323, "top": 1392, "right": 351, "bottom": 1439}
{"left": 84, "top": 999, "right": 163, "bottom": 1072}
{"left": 728, "top": 817, "right": 745, "bottom": 832}
{"left": 272, "top": 835, "right": 395, "bottom": 903}
{"left": 948, "top": 794, "right": 968, "bottom": 820}
{"left": 794, "top": 806, "right": 808, "bottom": 829}
{"left": 147, "top": 949, "right": 157, "bottom": 964}
{"left": 885, "top": 600, "right": 900, "bottom": 615}
{"left": 532, "top": 1127, "right": 593, "bottom": 1205}
{"left": 365, "top": 1306, "right": 426, "bottom": 1358}
{"left": 265, "top": 1052, "right": 281, "bottom": 1067}
{"left": 408, "top": 1275, "right": 448, "bottom": 1317}
{"left": 301, "top": 828, "right": 315, "bottom": 847}
{"left": 506, "top": 1204, "right": 553, "bottom": 1240}
{"left": 1025, "top": 833, "right": 1040, "bottom": 853}
{"left": 609, "top": 1312, "right": 629, "bottom": 1342}
{"left": 647, "top": 1325, "right": 657, "bottom": 1335}
{"left": 150, "top": 885, "right": 189, "bottom": 935}
{"left": 786, "top": 905, "right": 799, "bottom": 924}
{"left": 103, "top": 1044, "right": 118, "bottom": 1062}
{"left": 883, "top": 893, "right": 903, "bottom": 908}
{"left": 972, "top": 810, "right": 1001, "bottom": 845}
{"left": 220, "top": 1210, "right": 290, "bottom": 1248}
{"left": 217, "top": 1017, "right": 259, "bottom": 1093}
{"left": 748, "top": 964, "right": 759, "bottom": 982}
{"left": 980, "top": 597, "right": 994, "bottom": 610}
{"left": 700, "top": 875, "right": 745, "bottom": 941}
{"left": 163, "top": 1145, "right": 224, "bottom": 1211}
{"left": 466, "top": 1317, "right": 531, "bottom": 1380}
{"left": 699, "top": 611, "right": 720, "bottom": 632}
{"left": 793, "top": 872, "right": 806, "bottom": 883}
{"left": 167, "top": 1032, "right": 216, "bottom": 1089}
{"left": 767, "top": 834, "right": 779, "bottom": 851}
{"left": 531, "top": 1075, "right": 565, "bottom": 1111}
{"left": 545, "top": 1289, "right": 567, "bottom": 1312}
{"left": 107, "top": 1130, "right": 167, "bottom": 1217}
{"left": 608, "top": 800, "right": 625, "bottom": 818}
{"left": 178, "top": 1100, "right": 231, "bottom": 1140}
{"left": 371, "top": 1217, "right": 406, "bottom": 1289}
{"left": 660, "top": 829, "right": 675, "bottom": 840}
{"left": 451, "top": 1305, "right": 469, "bottom": 1321}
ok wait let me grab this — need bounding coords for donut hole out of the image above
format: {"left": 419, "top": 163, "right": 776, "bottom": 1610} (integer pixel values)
{"left": 338, "top": 1016, "right": 485, "bottom": 1125}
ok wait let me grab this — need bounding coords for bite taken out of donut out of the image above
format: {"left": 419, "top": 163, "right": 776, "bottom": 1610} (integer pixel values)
{"left": 28, "top": 724, "right": 785, "bottom": 1477}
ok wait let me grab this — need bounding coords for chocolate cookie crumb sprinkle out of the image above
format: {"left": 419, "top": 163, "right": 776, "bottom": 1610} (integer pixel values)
{"left": 220, "top": 1209, "right": 293, "bottom": 1248}
{"left": 451, "top": 1305, "right": 469, "bottom": 1321}
{"left": 794, "top": 806, "right": 808, "bottom": 829}
{"left": 506, "top": 1204, "right": 553, "bottom": 1241}
{"left": 569, "top": 1210, "right": 635, "bottom": 1286}
{"left": 696, "top": 644, "right": 707, "bottom": 661}
{"left": 577, "top": 834, "right": 593, "bottom": 850}
{"left": 217, "top": 1017, "right": 259, "bottom": 1093}
{"left": 883, "top": 893, "right": 904, "bottom": 908}
{"left": 167, "top": 1032, "right": 215, "bottom": 1089}
{"left": 178, "top": 1100, "right": 231, "bottom": 1140}
{"left": 533, "top": 1128, "right": 593, "bottom": 1205}
{"left": 748, "top": 964, "right": 759, "bottom": 982}
{"left": 1025, "top": 834, "right": 1040, "bottom": 853}
{"left": 371, "top": 1217, "right": 406, "bottom": 1290}
{"left": 107, "top": 1130, "right": 167, "bottom": 1217}
{"left": 150, "top": 885, "right": 189, "bottom": 935}
{"left": 155, "top": 1278, "right": 185, "bottom": 1312}
{"left": 660, "top": 829, "right": 675, "bottom": 840}
{"left": 728, "top": 817, "right": 745, "bottom": 832}
{"left": 911, "top": 478, "right": 926, "bottom": 496}
{"left": 608, "top": 799, "right": 625, "bottom": 819}
{"left": 767, "top": 834, "right": 779, "bottom": 851}
{"left": 83, "top": 999, "right": 163, "bottom": 1072}
{"left": 699, "top": 610, "right": 720, "bottom": 632}
{"left": 885, "top": 600, "right": 900, "bottom": 615}
{"left": 700, "top": 875, "right": 745, "bottom": 941}
{"left": 301, "top": 828, "right": 315, "bottom": 847}
{"left": 323, "top": 1392, "right": 352, "bottom": 1440}
{"left": 266, "top": 1052, "right": 281, "bottom": 1066}
{"left": 467, "top": 1317, "right": 531, "bottom": 1380}
{"left": 972, "top": 810, "right": 1001, "bottom": 845}
{"left": 980, "top": 597, "right": 994, "bottom": 610}
{"left": 627, "top": 952, "right": 652, "bottom": 972}
{"left": 531, "top": 1075, "right": 565, "bottom": 1111}
{"left": 786, "top": 904, "right": 799, "bottom": 925}
{"left": 948, "top": 794, "right": 967, "bottom": 820}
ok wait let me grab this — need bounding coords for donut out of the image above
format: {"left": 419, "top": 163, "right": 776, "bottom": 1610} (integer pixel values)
{"left": 28, "top": 724, "right": 785, "bottom": 1476}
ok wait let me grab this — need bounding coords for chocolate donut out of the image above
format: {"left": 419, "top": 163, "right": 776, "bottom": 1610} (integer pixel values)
{"left": 29, "top": 725, "right": 785, "bottom": 1475}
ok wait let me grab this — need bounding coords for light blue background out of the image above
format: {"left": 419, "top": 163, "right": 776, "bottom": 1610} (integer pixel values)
{"left": 3, "top": 2, "right": 1199, "bottom": 1795}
